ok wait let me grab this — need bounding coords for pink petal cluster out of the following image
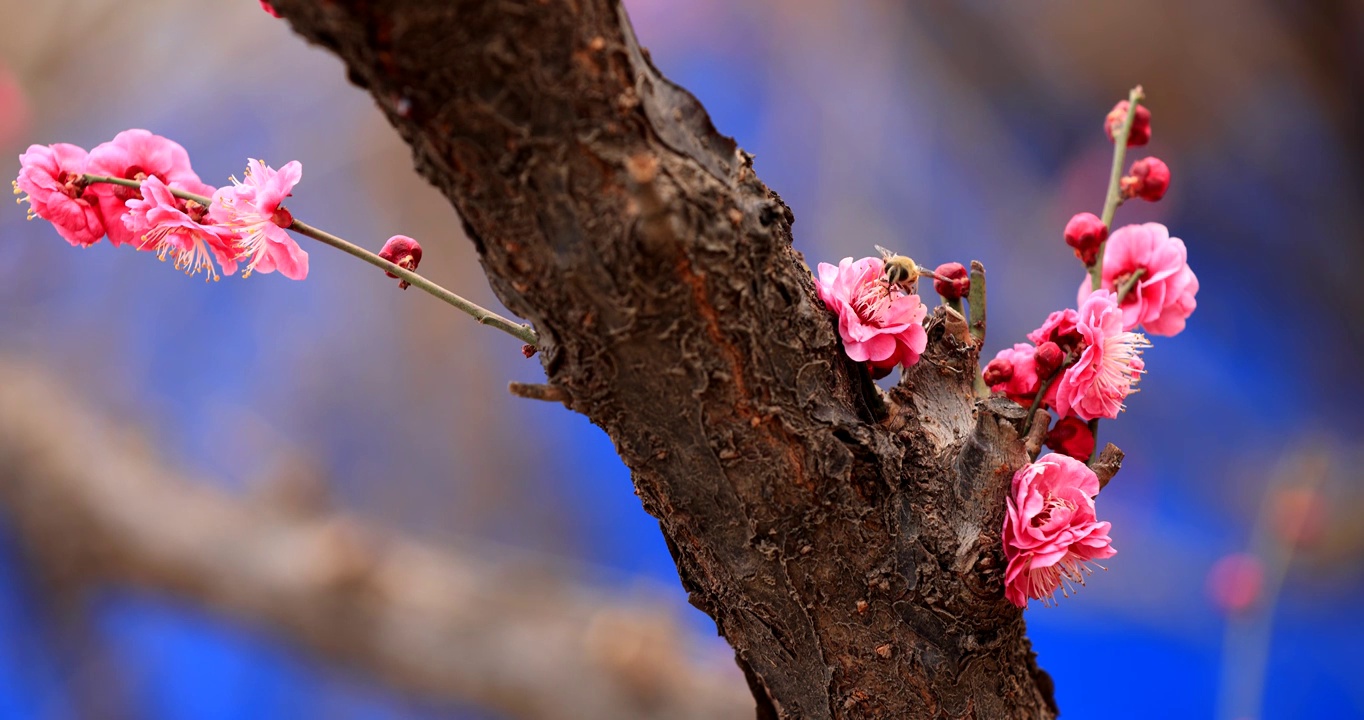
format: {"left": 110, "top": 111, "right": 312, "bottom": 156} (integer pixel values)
{"left": 209, "top": 159, "right": 308, "bottom": 280}
{"left": 15, "top": 133, "right": 314, "bottom": 284}
{"left": 1053, "top": 291, "right": 1149, "bottom": 421}
{"left": 124, "top": 176, "right": 240, "bottom": 280}
{"left": 986, "top": 344, "right": 1042, "bottom": 407}
{"left": 13, "top": 143, "right": 104, "bottom": 247}
{"left": 1079, "top": 222, "right": 1197, "bottom": 337}
{"left": 816, "top": 257, "right": 928, "bottom": 372}
{"left": 1003, "top": 454, "right": 1116, "bottom": 607}
{"left": 86, "top": 129, "right": 201, "bottom": 247}
{"left": 1027, "top": 308, "right": 1080, "bottom": 350}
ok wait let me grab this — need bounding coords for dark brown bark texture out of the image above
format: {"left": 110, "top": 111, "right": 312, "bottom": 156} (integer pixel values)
{"left": 273, "top": 1, "right": 1057, "bottom": 717}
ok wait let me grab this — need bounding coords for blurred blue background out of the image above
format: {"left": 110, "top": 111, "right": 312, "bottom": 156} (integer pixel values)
{"left": 1, "top": 1, "right": 1362, "bottom": 718}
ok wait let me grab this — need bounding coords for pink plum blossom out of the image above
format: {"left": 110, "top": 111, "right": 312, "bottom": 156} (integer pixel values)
{"left": 1078, "top": 222, "right": 1198, "bottom": 336}
{"left": 815, "top": 256, "right": 928, "bottom": 372}
{"left": 86, "top": 130, "right": 201, "bottom": 247}
{"left": 1002, "top": 454, "right": 1116, "bottom": 607}
{"left": 1027, "top": 308, "right": 1080, "bottom": 350}
{"left": 124, "top": 176, "right": 241, "bottom": 280}
{"left": 13, "top": 143, "right": 104, "bottom": 247}
{"left": 1053, "top": 291, "right": 1149, "bottom": 421}
{"left": 987, "top": 343, "right": 1045, "bottom": 407}
{"left": 209, "top": 159, "right": 308, "bottom": 280}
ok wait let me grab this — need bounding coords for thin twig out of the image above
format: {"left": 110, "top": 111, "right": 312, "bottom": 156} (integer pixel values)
{"left": 508, "top": 382, "right": 571, "bottom": 404}
{"left": 1114, "top": 268, "right": 1146, "bottom": 304}
{"left": 81, "top": 174, "right": 538, "bottom": 346}
{"left": 967, "top": 260, "right": 987, "bottom": 345}
{"left": 1090, "top": 86, "right": 1145, "bottom": 291}
{"left": 1020, "top": 357, "right": 1073, "bottom": 436}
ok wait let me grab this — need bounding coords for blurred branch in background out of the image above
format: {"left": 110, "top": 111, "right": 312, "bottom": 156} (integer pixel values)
{"left": 0, "top": 358, "right": 752, "bottom": 720}
{"left": 1213, "top": 444, "right": 1334, "bottom": 720}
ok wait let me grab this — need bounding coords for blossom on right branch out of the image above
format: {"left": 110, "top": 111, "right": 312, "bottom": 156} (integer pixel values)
{"left": 815, "top": 256, "right": 928, "bottom": 373}
{"left": 1003, "top": 454, "right": 1116, "bottom": 607}
{"left": 1079, "top": 222, "right": 1198, "bottom": 337}
{"left": 1053, "top": 291, "right": 1149, "bottom": 421}
{"left": 985, "top": 343, "right": 1043, "bottom": 407}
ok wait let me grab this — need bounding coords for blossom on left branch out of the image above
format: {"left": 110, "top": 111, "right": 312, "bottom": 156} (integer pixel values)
{"left": 13, "top": 143, "right": 104, "bottom": 247}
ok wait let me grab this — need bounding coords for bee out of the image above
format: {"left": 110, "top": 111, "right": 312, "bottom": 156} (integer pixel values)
{"left": 874, "top": 245, "right": 924, "bottom": 294}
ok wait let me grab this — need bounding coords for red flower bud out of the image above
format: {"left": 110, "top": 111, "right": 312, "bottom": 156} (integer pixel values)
{"left": 1044, "top": 416, "right": 1095, "bottom": 463}
{"left": 982, "top": 357, "right": 1014, "bottom": 386}
{"left": 378, "top": 234, "right": 423, "bottom": 290}
{"left": 1105, "top": 100, "right": 1151, "bottom": 147}
{"left": 259, "top": 0, "right": 281, "bottom": 18}
{"left": 932, "top": 262, "right": 970, "bottom": 301}
{"left": 1063, "top": 212, "right": 1108, "bottom": 267}
{"left": 1120, "top": 157, "right": 1170, "bottom": 202}
{"left": 1034, "top": 341, "right": 1065, "bottom": 378}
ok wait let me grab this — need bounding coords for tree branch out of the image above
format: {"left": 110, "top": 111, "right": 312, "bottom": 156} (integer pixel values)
{"left": 272, "top": 1, "right": 1055, "bottom": 716}
{"left": 0, "top": 359, "right": 751, "bottom": 720}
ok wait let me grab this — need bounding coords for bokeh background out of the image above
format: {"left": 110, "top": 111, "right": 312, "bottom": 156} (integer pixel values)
{"left": 2, "top": 1, "right": 1362, "bottom": 718}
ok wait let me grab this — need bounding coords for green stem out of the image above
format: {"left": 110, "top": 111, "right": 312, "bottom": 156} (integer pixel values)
{"left": 82, "top": 174, "right": 538, "bottom": 346}
{"left": 1020, "top": 356, "right": 1073, "bottom": 436}
{"left": 967, "top": 260, "right": 987, "bottom": 345}
{"left": 1115, "top": 268, "right": 1146, "bottom": 304}
{"left": 1086, "top": 418, "right": 1101, "bottom": 468}
{"left": 1090, "top": 86, "right": 1145, "bottom": 291}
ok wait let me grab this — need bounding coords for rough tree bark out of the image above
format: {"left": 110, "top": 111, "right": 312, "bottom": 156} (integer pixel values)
{"left": 273, "top": 1, "right": 1058, "bottom": 717}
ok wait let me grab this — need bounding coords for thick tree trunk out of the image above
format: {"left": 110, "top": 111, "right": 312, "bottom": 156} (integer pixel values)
{"left": 273, "top": 1, "right": 1058, "bottom": 717}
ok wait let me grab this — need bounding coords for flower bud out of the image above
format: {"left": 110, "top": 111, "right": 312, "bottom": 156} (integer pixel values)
{"left": 982, "top": 357, "right": 1014, "bottom": 386}
{"left": 932, "top": 262, "right": 970, "bottom": 300}
{"left": 1034, "top": 341, "right": 1064, "bottom": 378}
{"left": 379, "top": 234, "right": 423, "bottom": 290}
{"left": 1105, "top": 100, "right": 1151, "bottom": 147}
{"left": 1063, "top": 212, "right": 1108, "bottom": 267}
{"left": 1120, "top": 157, "right": 1170, "bottom": 202}
{"left": 1044, "top": 416, "right": 1094, "bottom": 463}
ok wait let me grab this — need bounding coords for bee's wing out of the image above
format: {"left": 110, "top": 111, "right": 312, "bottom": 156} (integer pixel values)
{"left": 874, "top": 244, "right": 896, "bottom": 259}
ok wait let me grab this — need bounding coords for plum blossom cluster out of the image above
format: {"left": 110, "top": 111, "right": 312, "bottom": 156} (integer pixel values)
{"left": 15, "top": 127, "right": 534, "bottom": 343}
{"left": 993, "top": 89, "right": 1199, "bottom": 607}
{"left": 812, "top": 90, "right": 1196, "bottom": 609}
{"left": 13, "top": 129, "right": 309, "bottom": 281}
